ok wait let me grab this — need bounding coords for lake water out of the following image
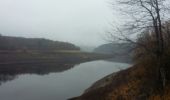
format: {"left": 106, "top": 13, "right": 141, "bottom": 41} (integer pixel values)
{"left": 0, "top": 60, "right": 129, "bottom": 100}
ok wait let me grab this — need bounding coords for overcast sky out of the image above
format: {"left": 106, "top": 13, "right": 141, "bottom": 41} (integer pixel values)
{"left": 0, "top": 0, "right": 118, "bottom": 47}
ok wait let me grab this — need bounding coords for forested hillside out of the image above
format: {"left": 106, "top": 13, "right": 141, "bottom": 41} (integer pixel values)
{"left": 0, "top": 35, "right": 80, "bottom": 51}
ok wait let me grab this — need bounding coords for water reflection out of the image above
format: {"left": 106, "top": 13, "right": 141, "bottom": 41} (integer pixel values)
{"left": 0, "top": 62, "right": 79, "bottom": 85}
{"left": 0, "top": 60, "right": 130, "bottom": 100}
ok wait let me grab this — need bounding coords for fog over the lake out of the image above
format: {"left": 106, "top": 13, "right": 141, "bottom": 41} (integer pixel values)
{"left": 0, "top": 0, "right": 118, "bottom": 47}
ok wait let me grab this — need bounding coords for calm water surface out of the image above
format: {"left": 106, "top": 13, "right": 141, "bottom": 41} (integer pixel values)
{"left": 0, "top": 60, "right": 129, "bottom": 100}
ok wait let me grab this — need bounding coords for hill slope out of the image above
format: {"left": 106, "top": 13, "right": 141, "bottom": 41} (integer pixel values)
{"left": 94, "top": 43, "right": 135, "bottom": 63}
{"left": 0, "top": 35, "right": 80, "bottom": 51}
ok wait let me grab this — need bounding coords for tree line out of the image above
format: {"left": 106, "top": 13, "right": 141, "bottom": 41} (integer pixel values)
{"left": 0, "top": 35, "right": 80, "bottom": 51}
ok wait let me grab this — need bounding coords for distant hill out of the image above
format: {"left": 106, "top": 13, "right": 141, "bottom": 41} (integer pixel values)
{"left": 0, "top": 35, "right": 80, "bottom": 51}
{"left": 94, "top": 43, "right": 135, "bottom": 63}
{"left": 80, "top": 46, "right": 95, "bottom": 52}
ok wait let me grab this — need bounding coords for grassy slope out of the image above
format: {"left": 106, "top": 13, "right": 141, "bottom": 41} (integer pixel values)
{"left": 71, "top": 58, "right": 170, "bottom": 100}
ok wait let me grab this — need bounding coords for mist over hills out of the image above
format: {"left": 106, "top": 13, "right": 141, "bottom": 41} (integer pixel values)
{"left": 94, "top": 43, "right": 135, "bottom": 63}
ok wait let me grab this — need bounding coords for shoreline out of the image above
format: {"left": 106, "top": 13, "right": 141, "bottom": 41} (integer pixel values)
{"left": 69, "top": 65, "right": 130, "bottom": 100}
{"left": 84, "top": 72, "right": 117, "bottom": 93}
{"left": 69, "top": 72, "right": 118, "bottom": 100}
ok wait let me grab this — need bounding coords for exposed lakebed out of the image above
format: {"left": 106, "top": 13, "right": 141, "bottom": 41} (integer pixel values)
{"left": 0, "top": 60, "right": 129, "bottom": 100}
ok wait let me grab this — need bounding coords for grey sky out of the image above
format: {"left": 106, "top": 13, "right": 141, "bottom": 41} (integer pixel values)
{"left": 0, "top": 0, "right": 116, "bottom": 47}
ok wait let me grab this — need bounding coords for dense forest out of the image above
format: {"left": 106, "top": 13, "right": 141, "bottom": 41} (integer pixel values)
{"left": 0, "top": 35, "right": 80, "bottom": 51}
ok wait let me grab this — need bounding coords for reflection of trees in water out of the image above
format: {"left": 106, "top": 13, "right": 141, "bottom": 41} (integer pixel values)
{"left": 0, "top": 74, "right": 17, "bottom": 85}
{"left": 0, "top": 62, "right": 79, "bottom": 86}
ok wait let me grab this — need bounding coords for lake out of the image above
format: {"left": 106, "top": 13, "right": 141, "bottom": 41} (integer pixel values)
{"left": 0, "top": 60, "right": 129, "bottom": 100}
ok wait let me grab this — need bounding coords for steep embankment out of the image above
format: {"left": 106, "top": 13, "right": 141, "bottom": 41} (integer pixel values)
{"left": 94, "top": 43, "right": 135, "bottom": 63}
{"left": 70, "top": 58, "right": 170, "bottom": 100}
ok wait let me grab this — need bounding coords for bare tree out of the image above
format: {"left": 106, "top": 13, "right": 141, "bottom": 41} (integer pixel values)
{"left": 111, "top": 0, "right": 170, "bottom": 88}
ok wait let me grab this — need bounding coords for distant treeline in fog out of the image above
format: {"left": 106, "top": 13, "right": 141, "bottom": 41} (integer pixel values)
{"left": 0, "top": 35, "right": 80, "bottom": 51}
